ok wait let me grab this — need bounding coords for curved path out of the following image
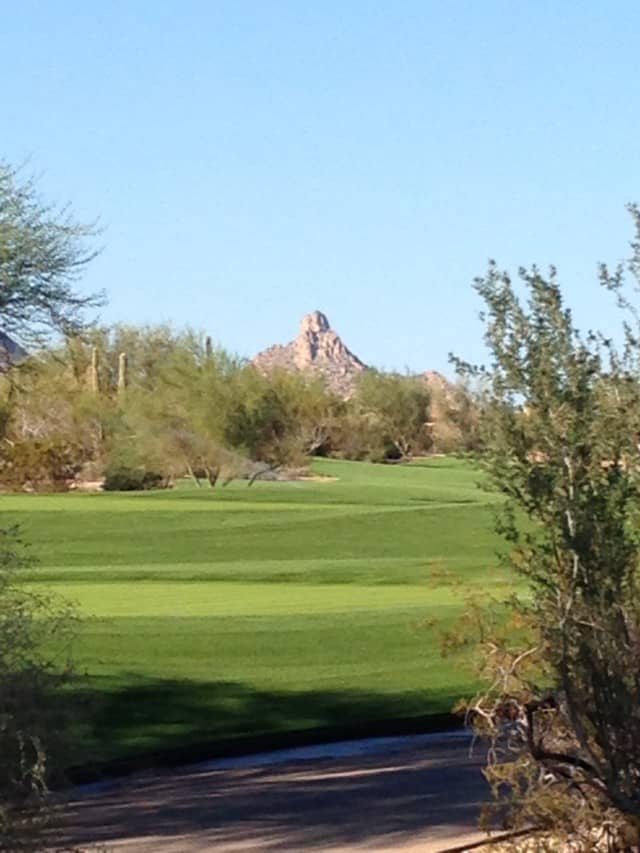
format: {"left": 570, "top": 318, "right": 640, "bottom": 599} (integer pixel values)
{"left": 56, "top": 733, "right": 492, "bottom": 852}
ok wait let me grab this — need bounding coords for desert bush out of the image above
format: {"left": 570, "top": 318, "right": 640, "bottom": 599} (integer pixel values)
{"left": 0, "top": 438, "right": 82, "bottom": 492}
{"left": 102, "top": 466, "right": 169, "bottom": 491}
{"left": 0, "top": 527, "right": 77, "bottom": 851}
{"left": 353, "top": 370, "right": 431, "bottom": 458}
{"left": 0, "top": 161, "right": 92, "bottom": 845}
{"left": 452, "top": 208, "right": 640, "bottom": 849}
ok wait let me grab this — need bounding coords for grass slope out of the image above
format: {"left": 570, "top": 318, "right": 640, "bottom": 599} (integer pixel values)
{"left": 4, "top": 457, "right": 507, "bottom": 764}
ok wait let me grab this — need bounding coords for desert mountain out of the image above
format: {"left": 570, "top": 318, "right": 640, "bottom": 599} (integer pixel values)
{"left": 252, "top": 311, "right": 367, "bottom": 397}
{"left": 253, "top": 312, "right": 459, "bottom": 402}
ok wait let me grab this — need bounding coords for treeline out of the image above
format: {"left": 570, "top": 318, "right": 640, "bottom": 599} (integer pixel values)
{"left": 0, "top": 325, "right": 480, "bottom": 491}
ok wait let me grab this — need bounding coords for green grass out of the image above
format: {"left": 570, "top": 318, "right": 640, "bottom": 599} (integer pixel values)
{"left": 3, "top": 457, "right": 509, "bottom": 765}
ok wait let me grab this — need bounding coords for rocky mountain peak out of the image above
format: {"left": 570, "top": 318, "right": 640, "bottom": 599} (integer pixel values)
{"left": 300, "top": 310, "right": 330, "bottom": 336}
{"left": 253, "top": 312, "right": 366, "bottom": 397}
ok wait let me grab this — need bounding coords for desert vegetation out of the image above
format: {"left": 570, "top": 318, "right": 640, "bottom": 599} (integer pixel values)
{"left": 0, "top": 325, "right": 480, "bottom": 494}
{"left": 0, "top": 159, "right": 487, "bottom": 848}
{"left": 5, "top": 152, "right": 640, "bottom": 853}
{"left": 448, "top": 209, "right": 640, "bottom": 849}
{"left": 0, "top": 161, "right": 100, "bottom": 850}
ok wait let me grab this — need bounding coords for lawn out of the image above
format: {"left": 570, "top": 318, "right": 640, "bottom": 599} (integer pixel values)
{"left": 3, "top": 457, "right": 508, "bottom": 767}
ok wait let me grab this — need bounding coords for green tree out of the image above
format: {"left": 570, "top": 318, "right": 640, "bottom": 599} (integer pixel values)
{"left": 224, "top": 368, "right": 308, "bottom": 470}
{"left": 454, "top": 209, "right": 640, "bottom": 848}
{"left": 0, "top": 162, "right": 102, "bottom": 345}
{"left": 354, "top": 370, "right": 431, "bottom": 459}
{"left": 0, "top": 342, "right": 113, "bottom": 490}
{"left": 428, "top": 378, "right": 483, "bottom": 454}
{"left": 0, "top": 162, "right": 98, "bottom": 846}
{"left": 108, "top": 330, "right": 247, "bottom": 486}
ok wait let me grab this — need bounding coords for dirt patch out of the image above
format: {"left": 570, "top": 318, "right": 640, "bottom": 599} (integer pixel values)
{"left": 69, "top": 479, "right": 104, "bottom": 492}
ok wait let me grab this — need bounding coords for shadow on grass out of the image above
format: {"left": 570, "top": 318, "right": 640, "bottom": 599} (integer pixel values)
{"left": 69, "top": 675, "right": 462, "bottom": 783}
{"left": 58, "top": 676, "right": 486, "bottom": 852}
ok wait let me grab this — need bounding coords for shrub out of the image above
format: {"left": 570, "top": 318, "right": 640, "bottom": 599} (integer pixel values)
{"left": 0, "top": 527, "right": 77, "bottom": 851}
{"left": 102, "top": 466, "right": 169, "bottom": 491}
{"left": 453, "top": 210, "right": 640, "bottom": 848}
{"left": 0, "top": 439, "right": 81, "bottom": 492}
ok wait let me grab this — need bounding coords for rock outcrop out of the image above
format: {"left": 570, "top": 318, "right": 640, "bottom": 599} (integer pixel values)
{"left": 0, "top": 330, "right": 26, "bottom": 368}
{"left": 253, "top": 311, "right": 367, "bottom": 397}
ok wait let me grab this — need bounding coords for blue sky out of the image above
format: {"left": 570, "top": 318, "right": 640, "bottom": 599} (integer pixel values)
{"left": 2, "top": 1, "right": 639, "bottom": 373}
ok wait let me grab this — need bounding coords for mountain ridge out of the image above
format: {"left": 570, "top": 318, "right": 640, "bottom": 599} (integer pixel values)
{"left": 252, "top": 311, "right": 454, "bottom": 400}
{"left": 252, "top": 311, "right": 367, "bottom": 397}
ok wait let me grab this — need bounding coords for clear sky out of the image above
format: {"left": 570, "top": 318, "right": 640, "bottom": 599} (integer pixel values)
{"left": 2, "top": 1, "right": 639, "bottom": 373}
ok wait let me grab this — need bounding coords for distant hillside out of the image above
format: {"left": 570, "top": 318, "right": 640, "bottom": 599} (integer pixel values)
{"left": 253, "top": 311, "right": 367, "bottom": 397}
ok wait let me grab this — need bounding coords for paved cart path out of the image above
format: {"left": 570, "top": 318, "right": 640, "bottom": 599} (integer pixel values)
{"left": 56, "top": 734, "right": 494, "bottom": 852}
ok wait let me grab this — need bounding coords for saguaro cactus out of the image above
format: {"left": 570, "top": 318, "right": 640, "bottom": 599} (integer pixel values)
{"left": 117, "top": 352, "right": 128, "bottom": 396}
{"left": 88, "top": 346, "right": 99, "bottom": 393}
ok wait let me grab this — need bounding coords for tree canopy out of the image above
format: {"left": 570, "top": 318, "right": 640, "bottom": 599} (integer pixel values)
{"left": 453, "top": 207, "right": 640, "bottom": 849}
{"left": 0, "top": 162, "right": 102, "bottom": 344}
{"left": 0, "top": 161, "right": 99, "bottom": 849}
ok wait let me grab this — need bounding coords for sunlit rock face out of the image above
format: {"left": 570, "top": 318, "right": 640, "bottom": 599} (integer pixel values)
{"left": 252, "top": 311, "right": 367, "bottom": 397}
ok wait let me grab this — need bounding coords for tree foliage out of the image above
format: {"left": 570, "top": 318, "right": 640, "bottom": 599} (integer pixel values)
{"left": 0, "top": 323, "right": 465, "bottom": 489}
{"left": 353, "top": 370, "right": 431, "bottom": 459}
{"left": 453, "top": 208, "right": 640, "bottom": 849}
{"left": 0, "top": 160, "right": 97, "bottom": 847}
{"left": 0, "top": 528, "right": 77, "bottom": 851}
{"left": 0, "top": 162, "right": 103, "bottom": 344}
